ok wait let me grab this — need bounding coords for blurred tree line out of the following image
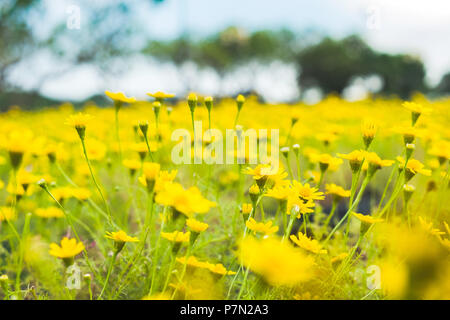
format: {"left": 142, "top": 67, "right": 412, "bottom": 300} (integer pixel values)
{"left": 1, "top": 1, "right": 450, "bottom": 110}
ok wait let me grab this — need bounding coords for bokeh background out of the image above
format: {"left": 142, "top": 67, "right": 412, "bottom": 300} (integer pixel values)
{"left": 1, "top": 0, "right": 450, "bottom": 110}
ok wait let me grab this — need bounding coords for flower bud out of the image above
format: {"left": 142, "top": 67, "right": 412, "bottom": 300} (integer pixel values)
{"left": 205, "top": 96, "right": 213, "bottom": 112}
{"left": 241, "top": 203, "right": 253, "bottom": 222}
{"left": 249, "top": 184, "right": 260, "bottom": 205}
{"left": 138, "top": 120, "right": 149, "bottom": 137}
{"left": 405, "top": 143, "right": 415, "bottom": 159}
{"left": 153, "top": 101, "right": 161, "bottom": 121}
{"left": 281, "top": 147, "right": 290, "bottom": 159}
{"left": 187, "top": 93, "right": 198, "bottom": 113}
{"left": 236, "top": 94, "right": 245, "bottom": 111}
{"left": 403, "top": 184, "right": 415, "bottom": 204}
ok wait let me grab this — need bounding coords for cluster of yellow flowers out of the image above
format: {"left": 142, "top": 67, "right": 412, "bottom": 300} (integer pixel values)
{"left": 0, "top": 90, "right": 449, "bottom": 300}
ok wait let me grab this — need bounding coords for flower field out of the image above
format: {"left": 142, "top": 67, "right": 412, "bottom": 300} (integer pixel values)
{"left": 0, "top": 92, "right": 449, "bottom": 300}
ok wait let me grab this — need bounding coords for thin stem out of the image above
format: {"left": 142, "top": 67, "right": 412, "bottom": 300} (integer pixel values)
{"left": 98, "top": 251, "right": 118, "bottom": 300}
{"left": 325, "top": 175, "right": 371, "bottom": 243}
{"left": 317, "top": 170, "right": 325, "bottom": 189}
{"left": 237, "top": 265, "right": 250, "bottom": 299}
{"left": 377, "top": 165, "right": 397, "bottom": 211}
{"left": 43, "top": 187, "right": 101, "bottom": 282}
{"left": 296, "top": 154, "right": 302, "bottom": 181}
{"left": 149, "top": 206, "right": 167, "bottom": 295}
{"left": 285, "top": 156, "right": 294, "bottom": 181}
{"left": 323, "top": 200, "right": 337, "bottom": 230}
{"left": 80, "top": 138, "right": 112, "bottom": 224}
{"left": 233, "top": 109, "right": 241, "bottom": 127}
{"left": 143, "top": 133, "right": 154, "bottom": 161}
{"left": 15, "top": 212, "right": 31, "bottom": 295}
{"left": 115, "top": 105, "right": 122, "bottom": 160}
{"left": 282, "top": 213, "right": 297, "bottom": 242}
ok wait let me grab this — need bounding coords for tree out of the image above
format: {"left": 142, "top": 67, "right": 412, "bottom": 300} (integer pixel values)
{"left": 435, "top": 72, "right": 450, "bottom": 94}
{"left": 296, "top": 35, "right": 427, "bottom": 98}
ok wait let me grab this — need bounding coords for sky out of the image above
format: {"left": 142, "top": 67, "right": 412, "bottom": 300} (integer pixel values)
{"left": 7, "top": 0, "right": 450, "bottom": 102}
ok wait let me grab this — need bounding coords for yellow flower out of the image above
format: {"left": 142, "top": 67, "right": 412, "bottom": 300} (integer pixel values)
{"left": 236, "top": 94, "right": 245, "bottom": 103}
{"left": 316, "top": 153, "right": 343, "bottom": 172}
{"left": 361, "top": 120, "right": 377, "bottom": 148}
{"left": 35, "top": 207, "right": 64, "bottom": 218}
{"left": 249, "top": 184, "right": 260, "bottom": 195}
{"left": 315, "top": 132, "right": 338, "bottom": 146}
{"left": 187, "top": 92, "right": 198, "bottom": 101}
{"left": 418, "top": 217, "right": 445, "bottom": 237}
{"left": 153, "top": 169, "right": 178, "bottom": 193}
{"left": 330, "top": 253, "right": 349, "bottom": 264}
{"left": 146, "top": 91, "right": 175, "bottom": 100}
{"left": 305, "top": 170, "right": 320, "bottom": 184}
{"left": 241, "top": 203, "right": 253, "bottom": 215}
{"left": 186, "top": 218, "right": 209, "bottom": 233}
{"left": 352, "top": 212, "right": 384, "bottom": 225}
{"left": 428, "top": 140, "right": 450, "bottom": 163}
{"left": 123, "top": 158, "right": 141, "bottom": 171}
{"left": 142, "top": 162, "right": 160, "bottom": 180}
{"left": 17, "top": 169, "right": 38, "bottom": 188}
{"left": 72, "top": 188, "right": 92, "bottom": 201}
{"left": 365, "top": 152, "right": 394, "bottom": 175}
{"left": 49, "top": 237, "right": 84, "bottom": 259}
{"left": 142, "top": 292, "right": 171, "bottom": 300}
{"left": 161, "top": 231, "right": 190, "bottom": 243}
{"left": 291, "top": 181, "right": 324, "bottom": 201}
{"left": 403, "top": 101, "right": 431, "bottom": 115}
{"left": 325, "top": 183, "right": 351, "bottom": 199}
{"left": 393, "top": 126, "right": 418, "bottom": 144}
{"left": 176, "top": 256, "right": 208, "bottom": 268}
{"left": 287, "top": 198, "right": 315, "bottom": 218}
{"left": 396, "top": 157, "right": 431, "bottom": 180}
{"left": 64, "top": 112, "right": 91, "bottom": 128}
{"left": 338, "top": 150, "right": 367, "bottom": 173}
{"left": 105, "top": 230, "right": 139, "bottom": 243}
{"left": 238, "top": 236, "right": 315, "bottom": 286}
{"left": 265, "top": 185, "right": 292, "bottom": 200}
{"left": 155, "top": 183, "right": 216, "bottom": 217}
{"left": 105, "top": 91, "right": 136, "bottom": 103}
{"left": 205, "top": 262, "right": 236, "bottom": 276}
{"left": 243, "top": 164, "right": 273, "bottom": 180}
{"left": 246, "top": 218, "right": 279, "bottom": 235}
{"left": 0, "top": 207, "right": 16, "bottom": 222}
{"left": 176, "top": 256, "right": 236, "bottom": 275}
{"left": 290, "top": 232, "right": 327, "bottom": 254}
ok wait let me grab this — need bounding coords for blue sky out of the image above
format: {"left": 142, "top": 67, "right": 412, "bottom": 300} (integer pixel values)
{"left": 139, "top": 0, "right": 363, "bottom": 40}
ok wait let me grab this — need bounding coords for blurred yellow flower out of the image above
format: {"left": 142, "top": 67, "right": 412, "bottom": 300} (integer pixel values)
{"left": 238, "top": 236, "right": 315, "bottom": 286}
{"left": 49, "top": 237, "right": 84, "bottom": 259}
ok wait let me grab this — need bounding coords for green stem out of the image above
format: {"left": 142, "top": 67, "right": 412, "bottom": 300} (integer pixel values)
{"left": 323, "top": 200, "right": 337, "bottom": 230}
{"left": 377, "top": 165, "right": 397, "bottom": 211}
{"left": 15, "top": 212, "right": 31, "bottom": 295}
{"left": 98, "top": 251, "right": 118, "bottom": 300}
{"left": 115, "top": 105, "right": 122, "bottom": 160}
{"left": 296, "top": 155, "right": 302, "bottom": 181}
{"left": 325, "top": 175, "right": 371, "bottom": 243}
{"left": 149, "top": 206, "right": 167, "bottom": 295}
{"left": 233, "top": 109, "right": 241, "bottom": 127}
{"left": 237, "top": 265, "right": 250, "bottom": 299}
{"left": 143, "top": 133, "right": 154, "bottom": 161}
{"left": 43, "top": 187, "right": 101, "bottom": 282}
{"left": 282, "top": 213, "right": 297, "bottom": 242}
{"left": 285, "top": 156, "right": 294, "bottom": 181}
{"left": 317, "top": 170, "right": 325, "bottom": 189}
{"left": 80, "top": 138, "right": 112, "bottom": 224}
